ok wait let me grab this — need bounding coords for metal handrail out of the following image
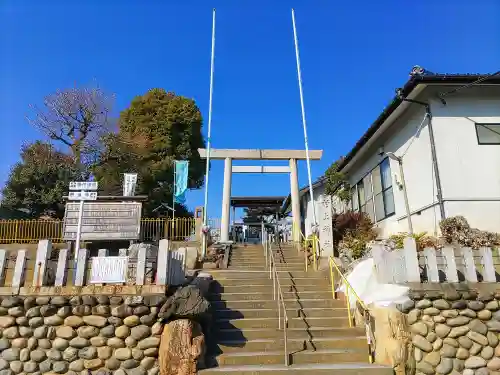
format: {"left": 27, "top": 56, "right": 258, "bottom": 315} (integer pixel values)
{"left": 302, "top": 233, "right": 318, "bottom": 272}
{"left": 328, "top": 255, "right": 374, "bottom": 363}
{"left": 264, "top": 240, "right": 289, "bottom": 366}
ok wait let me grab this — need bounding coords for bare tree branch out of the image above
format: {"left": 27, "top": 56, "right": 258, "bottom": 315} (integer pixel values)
{"left": 27, "top": 83, "right": 115, "bottom": 167}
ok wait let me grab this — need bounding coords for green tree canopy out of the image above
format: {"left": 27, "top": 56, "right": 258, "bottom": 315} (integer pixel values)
{"left": 324, "top": 158, "right": 351, "bottom": 203}
{"left": 93, "top": 89, "right": 206, "bottom": 216}
{"left": 1, "top": 141, "right": 81, "bottom": 218}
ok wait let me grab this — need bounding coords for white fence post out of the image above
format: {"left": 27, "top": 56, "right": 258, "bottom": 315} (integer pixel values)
{"left": 12, "top": 250, "right": 27, "bottom": 288}
{"left": 404, "top": 237, "right": 420, "bottom": 282}
{"left": 55, "top": 249, "right": 69, "bottom": 287}
{"left": 372, "top": 243, "right": 392, "bottom": 283}
{"left": 33, "top": 240, "right": 53, "bottom": 287}
{"left": 119, "top": 248, "right": 128, "bottom": 256}
{"left": 461, "top": 247, "right": 477, "bottom": 282}
{"left": 136, "top": 245, "right": 147, "bottom": 285}
{"left": 423, "top": 247, "right": 439, "bottom": 282}
{"left": 156, "top": 239, "right": 169, "bottom": 285}
{"left": 442, "top": 246, "right": 459, "bottom": 282}
{"left": 74, "top": 248, "right": 88, "bottom": 286}
{"left": 98, "top": 249, "right": 109, "bottom": 257}
{"left": 480, "top": 247, "right": 496, "bottom": 282}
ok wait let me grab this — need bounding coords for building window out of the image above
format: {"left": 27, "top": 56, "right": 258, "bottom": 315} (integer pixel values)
{"left": 476, "top": 123, "right": 500, "bottom": 144}
{"left": 350, "top": 158, "right": 395, "bottom": 222}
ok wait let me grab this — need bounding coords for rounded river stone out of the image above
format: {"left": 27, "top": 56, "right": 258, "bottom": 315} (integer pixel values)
{"left": 56, "top": 326, "right": 76, "bottom": 339}
{"left": 64, "top": 316, "right": 84, "bottom": 328}
{"left": 107, "top": 317, "right": 122, "bottom": 327}
{"left": 105, "top": 357, "right": 120, "bottom": 370}
{"left": 121, "top": 359, "right": 139, "bottom": 369}
{"left": 69, "top": 337, "right": 89, "bottom": 349}
{"left": 77, "top": 326, "right": 100, "bottom": 339}
{"left": 52, "top": 338, "right": 69, "bottom": 350}
{"left": 465, "top": 356, "right": 487, "bottom": 369}
{"left": 83, "top": 315, "right": 107, "bottom": 328}
{"left": 124, "top": 316, "right": 140, "bottom": 327}
{"left": 30, "top": 350, "right": 46, "bottom": 362}
{"left": 115, "top": 325, "right": 130, "bottom": 338}
{"left": 78, "top": 346, "right": 97, "bottom": 360}
{"left": 97, "top": 346, "right": 112, "bottom": 360}
{"left": 100, "top": 325, "right": 115, "bottom": 338}
{"left": 90, "top": 336, "right": 107, "bottom": 347}
{"left": 52, "top": 361, "right": 69, "bottom": 374}
{"left": 69, "top": 359, "right": 84, "bottom": 372}
{"left": 447, "top": 316, "right": 471, "bottom": 327}
{"left": 131, "top": 325, "right": 151, "bottom": 341}
{"left": 137, "top": 337, "right": 160, "bottom": 350}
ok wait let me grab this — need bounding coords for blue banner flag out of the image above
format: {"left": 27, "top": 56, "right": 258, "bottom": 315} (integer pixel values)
{"left": 174, "top": 161, "right": 189, "bottom": 204}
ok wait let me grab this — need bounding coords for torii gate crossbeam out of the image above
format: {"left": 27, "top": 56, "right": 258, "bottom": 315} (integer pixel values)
{"left": 198, "top": 148, "right": 322, "bottom": 242}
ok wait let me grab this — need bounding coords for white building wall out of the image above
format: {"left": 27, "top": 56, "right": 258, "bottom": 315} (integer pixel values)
{"left": 299, "top": 85, "right": 500, "bottom": 239}
{"left": 431, "top": 86, "right": 500, "bottom": 232}
{"left": 343, "top": 102, "right": 439, "bottom": 237}
{"left": 341, "top": 85, "right": 500, "bottom": 237}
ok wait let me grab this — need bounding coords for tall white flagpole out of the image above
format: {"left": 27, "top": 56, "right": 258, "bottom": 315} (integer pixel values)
{"left": 291, "top": 8, "right": 318, "bottom": 231}
{"left": 202, "top": 8, "right": 216, "bottom": 258}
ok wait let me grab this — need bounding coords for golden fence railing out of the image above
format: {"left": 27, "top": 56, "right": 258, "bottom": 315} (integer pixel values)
{"left": 0, "top": 217, "right": 221, "bottom": 244}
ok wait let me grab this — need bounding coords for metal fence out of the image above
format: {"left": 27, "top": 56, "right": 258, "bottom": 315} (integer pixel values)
{"left": 0, "top": 217, "right": 221, "bottom": 244}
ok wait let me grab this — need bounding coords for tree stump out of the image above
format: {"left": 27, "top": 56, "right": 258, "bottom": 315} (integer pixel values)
{"left": 159, "top": 319, "right": 206, "bottom": 375}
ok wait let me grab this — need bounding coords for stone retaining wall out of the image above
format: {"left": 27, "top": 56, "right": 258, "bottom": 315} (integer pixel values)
{"left": 399, "top": 287, "right": 500, "bottom": 375}
{"left": 0, "top": 294, "right": 167, "bottom": 375}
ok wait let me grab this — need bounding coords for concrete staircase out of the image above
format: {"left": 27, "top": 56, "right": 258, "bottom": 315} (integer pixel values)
{"left": 201, "top": 243, "right": 393, "bottom": 374}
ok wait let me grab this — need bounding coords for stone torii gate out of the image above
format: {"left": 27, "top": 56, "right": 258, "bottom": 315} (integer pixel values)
{"left": 198, "top": 148, "right": 323, "bottom": 243}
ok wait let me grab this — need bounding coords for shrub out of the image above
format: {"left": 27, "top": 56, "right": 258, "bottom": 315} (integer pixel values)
{"left": 439, "top": 216, "right": 500, "bottom": 249}
{"left": 389, "top": 232, "right": 441, "bottom": 251}
{"left": 333, "top": 211, "right": 377, "bottom": 259}
{"left": 341, "top": 233, "right": 369, "bottom": 259}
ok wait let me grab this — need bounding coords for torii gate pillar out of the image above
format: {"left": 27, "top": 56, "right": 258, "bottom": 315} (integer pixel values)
{"left": 199, "top": 149, "right": 323, "bottom": 243}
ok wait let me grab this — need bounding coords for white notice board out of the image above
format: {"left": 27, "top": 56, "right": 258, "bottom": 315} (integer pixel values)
{"left": 90, "top": 256, "right": 128, "bottom": 283}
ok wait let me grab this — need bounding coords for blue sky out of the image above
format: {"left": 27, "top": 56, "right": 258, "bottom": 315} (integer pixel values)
{"left": 1, "top": 1, "right": 499, "bottom": 219}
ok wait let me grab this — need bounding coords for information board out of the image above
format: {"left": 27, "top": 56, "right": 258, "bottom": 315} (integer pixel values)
{"left": 90, "top": 256, "right": 128, "bottom": 283}
{"left": 63, "top": 202, "right": 142, "bottom": 241}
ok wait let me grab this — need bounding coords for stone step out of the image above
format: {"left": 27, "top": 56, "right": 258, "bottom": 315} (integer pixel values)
{"left": 211, "top": 299, "right": 345, "bottom": 310}
{"left": 215, "top": 327, "right": 366, "bottom": 341}
{"left": 206, "top": 270, "right": 321, "bottom": 278}
{"left": 210, "top": 277, "right": 330, "bottom": 287}
{"left": 229, "top": 267, "right": 305, "bottom": 271}
{"left": 199, "top": 363, "right": 394, "bottom": 374}
{"left": 214, "top": 307, "right": 349, "bottom": 319}
{"left": 215, "top": 285, "right": 332, "bottom": 294}
{"left": 229, "top": 256, "right": 267, "bottom": 260}
{"left": 211, "top": 348, "right": 370, "bottom": 366}
{"left": 206, "top": 271, "right": 271, "bottom": 279}
{"left": 281, "top": 285, "right": 332, "bottom": 293}
{"left": 209, "top": 291, "right": 334, "bottom": 301}
{"left": 228, "top": 260, "right": 305, "bottom": 267}
{"left": 215, "top": 317, "right": 350, "bottom": 329}
{"left": 211, "top": 337, "right": 369, "bottom": 354}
